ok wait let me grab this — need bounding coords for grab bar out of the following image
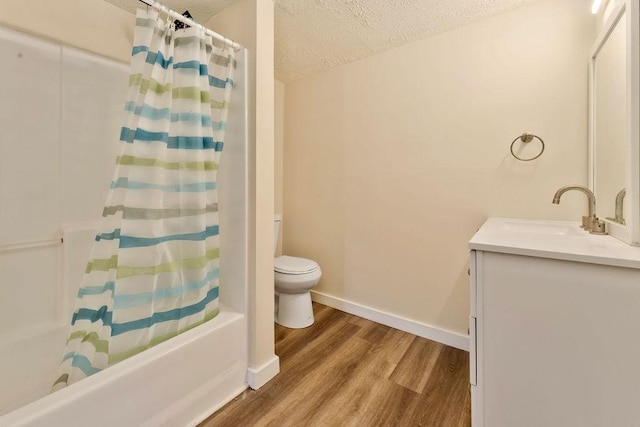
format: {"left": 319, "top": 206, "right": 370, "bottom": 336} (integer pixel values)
{"left": 0, "top": 238, "right": 63, "bottom": 253}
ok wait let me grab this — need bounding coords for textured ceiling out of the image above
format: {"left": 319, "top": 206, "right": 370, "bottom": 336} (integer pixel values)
{"left": 105, "top": 0, "right": 542, "bottom": 82}
{"left": 275, "top": 0, "right": 541, "bottom": 82}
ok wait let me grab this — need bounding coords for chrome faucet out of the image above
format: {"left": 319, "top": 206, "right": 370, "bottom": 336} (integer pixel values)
{"left": 552, "top": 185, "right": 607, "bottom": 234}
{"left": 614, "top": 188, "right": 626, "bottom": 225}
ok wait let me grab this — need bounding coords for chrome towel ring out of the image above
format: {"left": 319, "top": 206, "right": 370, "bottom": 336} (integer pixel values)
{"left": 510, "top": 132, "right": 545, "bottom": 161}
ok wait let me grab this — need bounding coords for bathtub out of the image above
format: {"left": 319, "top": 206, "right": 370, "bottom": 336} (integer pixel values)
{"left": 0, "top": 217, "right": 249, "bottom": 426}
{"left": 0, "top": 219, "right": 248, "bottom": 427}
{"left": 0, "top": 308, "right": 247, "bottom": 426}
{"left": 0, "top": 29, "right": 249, "bottom": 425}
{"left": 0, "top": 202, "right": 248, "bottom": 424}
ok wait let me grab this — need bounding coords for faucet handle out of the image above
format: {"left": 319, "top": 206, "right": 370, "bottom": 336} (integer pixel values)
{"left": 589, "top": 218, "right": 607, "bottom": 235}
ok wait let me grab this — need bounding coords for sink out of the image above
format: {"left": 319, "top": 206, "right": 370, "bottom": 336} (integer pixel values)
{"left": 470, "top": 217, "right": 640, "bottom": 274}
{"left": 470, "top": 218, "right": 594, "bottom": 256}
{"left": 501, "top": 219, "right": 583, "bottom": 236}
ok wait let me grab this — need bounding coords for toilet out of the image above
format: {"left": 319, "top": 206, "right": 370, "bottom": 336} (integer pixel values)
{"left": 274, "top": 215, "right": 322, "bottom": 328}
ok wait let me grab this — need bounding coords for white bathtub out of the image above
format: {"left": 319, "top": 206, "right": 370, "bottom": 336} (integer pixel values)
{"left": 0, "top": 309, "right": 247, "bottom": 426}
{"left": 0, "top": 31, "right": 249, "bottom": 425}
{"left": 0, "top": 208, "right": 248, "bottom": 424}
{"left": 0, "top": 323, "right": 68, "bottom": 415}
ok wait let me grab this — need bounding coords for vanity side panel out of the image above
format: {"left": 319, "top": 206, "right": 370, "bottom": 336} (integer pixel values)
{"left": 469, "top": 250, "right": 483, "bottom": 426}
{"left": 480, "top": 251, "right": 640, "bottom": 427}
{"left": 470, "top": 250, "right": 478, "bottom": 317}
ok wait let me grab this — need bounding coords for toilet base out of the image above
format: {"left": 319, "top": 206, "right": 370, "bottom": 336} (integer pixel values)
{"left": 276, "top": 291, "right": 314, "bottom": 329}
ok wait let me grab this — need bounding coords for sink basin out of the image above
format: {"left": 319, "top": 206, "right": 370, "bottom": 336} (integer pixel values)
{"left": 501, "top": 220, "right": 583, "bottom": 236}
{"left": 470, "top": 217, "right": 640, "bottom": 272}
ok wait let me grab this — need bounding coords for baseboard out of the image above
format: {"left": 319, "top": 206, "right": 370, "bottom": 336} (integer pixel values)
{"left": 246, "top": 354, "right": 280, "bottom": 390}
{"left": 311, "top": 290, "right": 470, "bottom": 351}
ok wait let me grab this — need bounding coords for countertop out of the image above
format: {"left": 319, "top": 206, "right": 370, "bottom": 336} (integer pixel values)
{"left": 469, "top": 217, "right": 640, "bottom": 269}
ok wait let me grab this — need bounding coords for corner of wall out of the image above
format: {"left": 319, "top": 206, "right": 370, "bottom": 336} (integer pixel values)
{"left": 207, "top": 0, "right": 277, "bottom": 380}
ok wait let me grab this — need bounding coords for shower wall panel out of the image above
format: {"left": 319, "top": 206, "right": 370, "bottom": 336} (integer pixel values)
{"left": 60, "top": 47, "right": 128, "bottom": 224}
{"left": 0, "top": 28, "right": 129, "bottom": 414}
{"left": 0, "top": 28, "right": 61, "bottom": 246}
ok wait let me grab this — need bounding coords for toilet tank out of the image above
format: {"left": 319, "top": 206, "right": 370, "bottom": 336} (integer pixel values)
{"left": 274, "top": 214, "right": 282, "bottom": 256}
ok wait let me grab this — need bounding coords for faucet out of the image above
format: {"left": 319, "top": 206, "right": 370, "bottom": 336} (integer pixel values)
{"left": 614, "top": 188, "right": 626, "bottom": 225}
{"left": 552, "top": 185, "right": 606, "bottom": 234}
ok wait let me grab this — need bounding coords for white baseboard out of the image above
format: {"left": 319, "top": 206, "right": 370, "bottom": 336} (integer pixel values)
{"left": 311, "top": 290, "right": 470, "bottom": 351}
{"left": 246, "top": 354, "right": 280, "bottom": 390}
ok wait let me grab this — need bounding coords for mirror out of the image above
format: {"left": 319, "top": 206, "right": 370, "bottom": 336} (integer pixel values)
{"left": 594, "top": 10, "right": 626, "bottom": 223}
{"left": 589, "top": 0, "right": 640, "bottom": 245}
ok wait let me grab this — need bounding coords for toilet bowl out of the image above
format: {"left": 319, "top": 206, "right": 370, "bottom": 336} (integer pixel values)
{"left": 274, "top": 215, "right": 322, "bottom": 328}
{"left": 275, "top": 256, "right": 322, "bottom": 328}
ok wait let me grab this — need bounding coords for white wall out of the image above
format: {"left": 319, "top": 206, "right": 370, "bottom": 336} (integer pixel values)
{"left": 207, "top": 0, "right": 278, "bottom": 388}
{"left": 275, "top": 80, "right": 285, "bottom": 256}
{"left": 283, "top": 0, "right": 596, "bottom": 337}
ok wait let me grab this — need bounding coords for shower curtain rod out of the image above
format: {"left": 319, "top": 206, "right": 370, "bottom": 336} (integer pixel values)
{"left": 137, "top": 0, "right": 242, "bottom": 50}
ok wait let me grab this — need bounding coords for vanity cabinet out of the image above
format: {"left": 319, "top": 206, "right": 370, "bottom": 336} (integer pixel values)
{"left": 469, "top": 218, "right": 640, "bottom": 427}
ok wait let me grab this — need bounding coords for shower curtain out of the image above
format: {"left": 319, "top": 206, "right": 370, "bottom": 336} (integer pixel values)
{"left": 52, "top": 9, "right": 235, "bottom": 391}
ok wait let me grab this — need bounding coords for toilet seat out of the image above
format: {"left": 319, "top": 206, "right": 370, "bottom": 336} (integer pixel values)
{"left": 275, "top": 255, "right": 319, "bottom": 275}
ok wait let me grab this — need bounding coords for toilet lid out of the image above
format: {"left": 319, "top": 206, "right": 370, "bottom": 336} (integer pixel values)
{"left": 275, "top": 255, "right": 319, "bottom": 274}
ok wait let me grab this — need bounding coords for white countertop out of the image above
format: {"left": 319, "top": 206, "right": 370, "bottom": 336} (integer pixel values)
{"left": 469, "top": 217, "right": 640, "bottom": 269}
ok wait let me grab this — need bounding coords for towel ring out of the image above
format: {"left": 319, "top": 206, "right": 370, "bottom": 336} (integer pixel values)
{"left": 510, "top": 133, "right": 544, "bottom": 161}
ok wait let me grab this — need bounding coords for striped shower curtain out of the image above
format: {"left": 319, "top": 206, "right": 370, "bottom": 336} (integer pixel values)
{"left": 53, "top": 9, "right": 235, "bottom": 390}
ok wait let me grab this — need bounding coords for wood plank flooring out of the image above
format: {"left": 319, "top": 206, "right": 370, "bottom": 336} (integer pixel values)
{"left": 200, "top": 303, "right": 470, "bottom": 427}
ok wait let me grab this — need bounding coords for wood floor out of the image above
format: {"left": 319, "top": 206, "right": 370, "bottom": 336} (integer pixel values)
{"left": 200, "top": 303, "right": 470, "bottom": 427}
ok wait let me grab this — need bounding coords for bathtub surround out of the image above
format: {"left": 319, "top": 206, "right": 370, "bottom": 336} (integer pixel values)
{"left": 0, "top": 0, "right": 277, "bottom": 388}
{"left": 0, "top": 21, "right": 249, "bottom": 426}
{"left": 51, "top": 9, "right": 237, "bottom": 390}
{"left": 283, "top": 0, "right": 596, "bottom": 340}
{"left": 0, "top": 0, "right": 133, "bottom": 64}
{"left": 0, "top": 0, "right": 277, "bottom": 422}
{"left": 0, "top": 28, "right": 129, "bottom": 414}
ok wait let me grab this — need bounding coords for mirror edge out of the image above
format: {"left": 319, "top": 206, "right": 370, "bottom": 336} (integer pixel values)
{"left": 627, "top": 0, "right": 640, "bottom": 245}
{"left": 589, "top": 0, "right": 640, "bottom": 245}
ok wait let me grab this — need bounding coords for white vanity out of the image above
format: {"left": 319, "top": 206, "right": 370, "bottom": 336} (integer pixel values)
{"left": 469, "top": 217, "right": 640, "bottom": 427}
